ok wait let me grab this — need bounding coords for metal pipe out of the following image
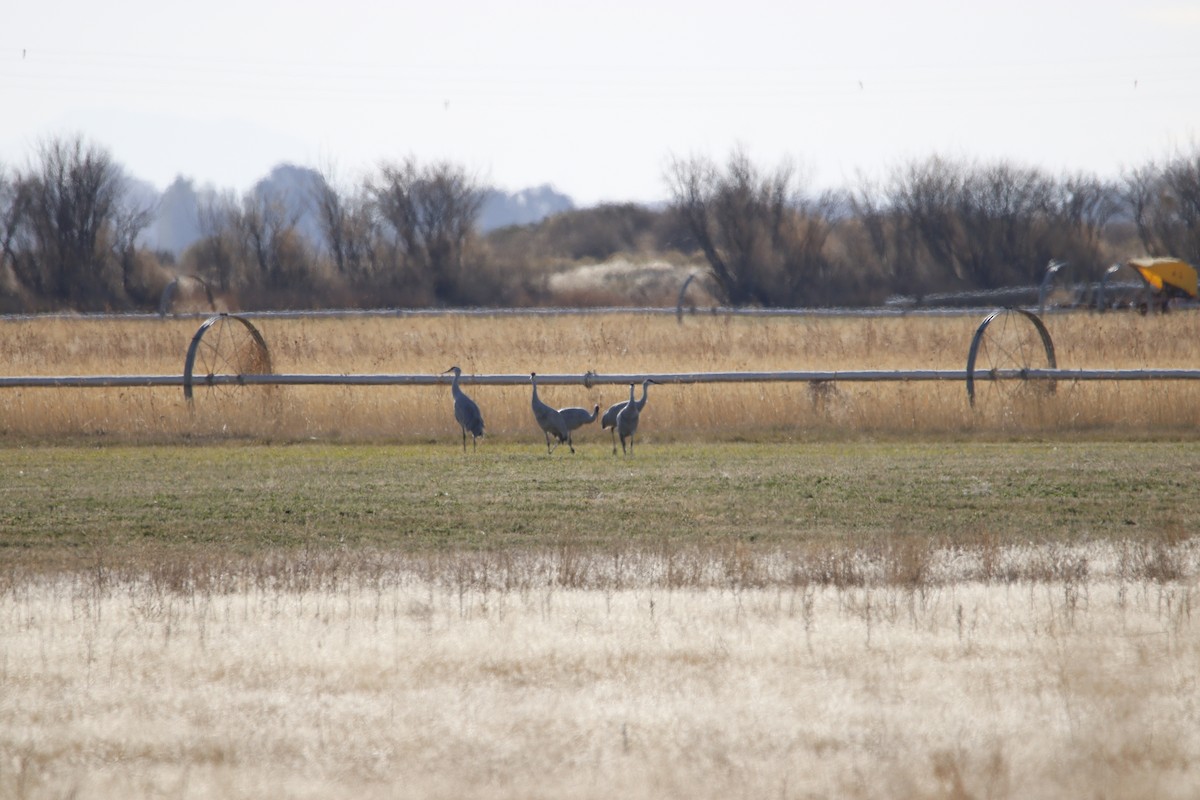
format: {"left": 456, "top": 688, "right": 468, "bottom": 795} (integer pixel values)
{"left": 6, "top": 368, "right": 1200, "bottom": 389}
{"left": 2, "top": 302, "right": 1137, "bottom": 324}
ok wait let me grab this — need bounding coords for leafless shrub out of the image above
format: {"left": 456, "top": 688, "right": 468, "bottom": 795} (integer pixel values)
{"left": 665, "top": 147, "right": 851, "bottom": 307}
{"left": 1123, "top": 147, "right": 1200, "bottom": 263}
{"left": 856, "top": 155, "right": 1121, "bottom": 298}
{"left": 1, "top": 135, "right": 159, "bottom": 310}
{"left": 368, "top": 157, "right": 485, "bottom": 305}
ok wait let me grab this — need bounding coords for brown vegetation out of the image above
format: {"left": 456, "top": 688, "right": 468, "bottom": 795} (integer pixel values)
{"left": 1, "top": 310, "right": 1199, "bottom": 443}
{"left": 2, "top": 541, "right": 1196, "bottom": 798}
{"left": 4, "top": 136, "right": 1200, "bottom": 312}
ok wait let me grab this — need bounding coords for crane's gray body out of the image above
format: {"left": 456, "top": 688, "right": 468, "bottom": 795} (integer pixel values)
{"left": 602, "top": 379, "right": 652, "bottom": 455}
{"left": 444, "top": 366, "right": 484, "bottom": 452}
{"left": 559, "top": 404, "right": 599, "bottom": 433}
{"left": 531, "top": 373, "right": 572, "bottom": 454}
{"left": 615, "top": 382, "right": 642, "bottom": 455}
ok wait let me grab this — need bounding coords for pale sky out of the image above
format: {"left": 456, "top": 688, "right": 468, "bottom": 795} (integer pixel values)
{"left": 3, "top": 1, "right": 1199, "bottom": 206}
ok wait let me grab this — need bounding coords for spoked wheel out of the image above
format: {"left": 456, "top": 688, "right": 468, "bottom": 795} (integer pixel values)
{"left": 965, "top": 308, "right": 1057, "bottom": 408}
{"left": 183, "top": 314, "right": 273, "bottom": 403}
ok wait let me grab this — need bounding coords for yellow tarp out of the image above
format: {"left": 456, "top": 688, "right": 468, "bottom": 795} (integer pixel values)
{"left": 1128, "top": 257, "right": 1198, "bottom": 299}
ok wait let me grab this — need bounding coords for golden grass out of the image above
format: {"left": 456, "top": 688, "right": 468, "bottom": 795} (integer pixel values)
{"left": 2, "top": 310, "right": 1200, "bottom": 442}
{"left": 2, "top": 546, "right": 1197, "bottom": 799}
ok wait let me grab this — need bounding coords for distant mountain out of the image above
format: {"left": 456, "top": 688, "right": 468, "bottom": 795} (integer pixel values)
{"left": 249, "top": 163, "right": 328, "bottom": 248}
{"left": 138, "top": 166, "right": 575, "bottom": 256}
{"left": 145, "top": 176, "right": 202, "bottom": 255}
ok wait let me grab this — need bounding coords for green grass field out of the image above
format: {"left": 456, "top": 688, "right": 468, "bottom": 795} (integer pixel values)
{"left": 4, "top": 440, "right": 1197, "bottom": 569}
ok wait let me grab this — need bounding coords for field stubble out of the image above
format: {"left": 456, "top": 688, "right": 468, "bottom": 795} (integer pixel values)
{"left": 1, "top": 557, "right": 1197, "bottom": 799}
{"left": 2, "top": 310, "right": 1200, "bottom": 441}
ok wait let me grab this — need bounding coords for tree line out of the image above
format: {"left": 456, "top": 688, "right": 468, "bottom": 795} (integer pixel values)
{"left": 2, "top": 135, "right": 1199, "bottom": 312}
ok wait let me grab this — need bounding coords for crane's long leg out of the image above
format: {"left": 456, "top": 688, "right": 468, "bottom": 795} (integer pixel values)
{"left": 461, "top": 427, "right": 467, "bottom": 453}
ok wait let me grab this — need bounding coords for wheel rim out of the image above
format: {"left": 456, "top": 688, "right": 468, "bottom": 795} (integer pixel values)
{"left": 183, "top": 314, "right": 273, "bottom": 402}
{"left": 966, "top": 308, "right": 1057, "bottom": 409}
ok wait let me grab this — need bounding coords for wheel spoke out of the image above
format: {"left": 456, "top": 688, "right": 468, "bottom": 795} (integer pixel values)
{"left": 972, "top": 309, "right": 1054, "bottom": 410}
{"left": 187, "top": 315, "right": 273, "bottom": 403}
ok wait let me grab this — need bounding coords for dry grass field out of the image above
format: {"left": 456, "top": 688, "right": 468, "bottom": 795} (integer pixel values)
{"left": 2, "top": 549, "right": 1198, "bottom": 799}
{"left": 2, "top": 309, "right": 1200, "bottom": 442}
{"left": 2, "top": 309, "right": 1199, "bottom": 798}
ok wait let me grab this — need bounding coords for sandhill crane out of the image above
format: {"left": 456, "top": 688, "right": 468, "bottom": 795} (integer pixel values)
{"left": 602, "top": 378, "right": 655, "bottom": 455}
{"left": 615, "top": 383, "right": 641, "bottom": 455}
{"left": 558, "top": 403, "right": 600, "bottom": 443}
{"left": 530, "top": 373, "right": 572, "bottom": 454}
{"left": 443, "top": 366, "right": 484, "bottom": 452}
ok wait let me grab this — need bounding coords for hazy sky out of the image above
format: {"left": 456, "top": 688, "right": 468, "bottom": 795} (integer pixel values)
{"left": 4, "top": 1, "right": 1199, "bottom": 205}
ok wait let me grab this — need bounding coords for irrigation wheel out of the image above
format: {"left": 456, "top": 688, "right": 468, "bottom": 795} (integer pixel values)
{"left": 965, "top": 308, "right": 1057, "bottom": 408}
{"left": 183, "top": 314, "right": 273, "bottom": 402}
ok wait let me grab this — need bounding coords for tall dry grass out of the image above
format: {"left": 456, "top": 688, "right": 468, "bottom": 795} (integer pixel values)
{"left": 2, "top": 540, "right": 1197, "bottom": 799}
{"left": 2, "top": 310, "right": 1199, "bottom": 441}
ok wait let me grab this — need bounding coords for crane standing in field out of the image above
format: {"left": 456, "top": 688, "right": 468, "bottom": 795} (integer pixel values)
{"left": 615, "top": 382, "right": 642, "bottom": 455}
{"left": 530, "top": 373, "right": 572, "bottom": 454}
{"left": 602, "top": 378, "right": 656, "bottom": 455}
{"left": 444, "top": 365, "right": 484, "bottom": 452}
{"left": 558, "top": 403, "right": 600, "bottom": 444}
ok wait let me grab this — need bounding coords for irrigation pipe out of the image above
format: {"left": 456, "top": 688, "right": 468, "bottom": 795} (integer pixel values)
{"left": 5, "top": 369, "right": 1200, "bottom": 390}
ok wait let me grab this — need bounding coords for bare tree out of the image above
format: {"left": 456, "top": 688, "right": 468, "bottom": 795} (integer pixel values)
{"left": 110, "top": 191, "right": 157, "bottom": 301}
{"left": 0, "top": 141, "right": 157, "bottom": 309}
{"left": 1163, "top": 152, "right": 1200, "bottom": 262}
{"left": 952, "top": 161, "right": 1053, "bottom": 286}
{"left": 666, "top": 148, "right": 842, "bottom": 306}
{"left": 17, "top": 136, "right": 124, "bottom": 305}
{"left": 865, "top": 156, "right": 1118, "bottom": 295}
{"left": 239, "top": 191, "right": 304, "bottom": 288}
{"left": 313, "top": 167, "right": 378, "bottom": 285}
{"left": 193, "top": 191, "right": 241, "bottom": 293}
{"left": 1122, "top": 165, "right": 1158, "bottom": 253}
{"left": 0, "top": 165, "right": 27, "bottom": 296}
{"left": 849, "top": 174, "right": 892, "bottom": 273}
{"left": 1043, "top": 172, "right": 1120, "bottom": 273}
{"left": 885, "top": 156, "right": 968, "bottom": 288}
{"left": 1129, "top": 150, "right": 1200, "bottom": 262}
{"left": 368, "top": 158, "right": 485, "bottom": 304}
